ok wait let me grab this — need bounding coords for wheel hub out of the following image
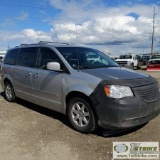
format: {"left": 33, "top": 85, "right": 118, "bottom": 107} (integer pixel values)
{"left": 71, "top": 102, "right": 90, "bottom": 127}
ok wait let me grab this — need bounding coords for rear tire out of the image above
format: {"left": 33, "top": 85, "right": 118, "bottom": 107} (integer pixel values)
{"left": 4, "top": 82, "right": 16, "bottom": 102}
{"left": 67, "top": 97, "right": 97, "bottom": 134}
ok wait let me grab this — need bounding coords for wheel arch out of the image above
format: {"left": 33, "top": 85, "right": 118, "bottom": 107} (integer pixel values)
{"left": 3, "top": 74, "right": 14, "bottom": 87}
{"left": 65, "top": 91, "right": 98, "bottom": 120}
{"left": 4, "top": 78, "right": 11, "bottom": 84}
{"left": 1, "top": 76, "right": 13, "bottom": 90}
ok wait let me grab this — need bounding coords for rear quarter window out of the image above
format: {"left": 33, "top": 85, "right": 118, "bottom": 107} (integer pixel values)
{"left": 3, "top": 49, "right": 20, "bottom": 65}
{"left": 17, "top": 47, "right": 38, "bottom": 67}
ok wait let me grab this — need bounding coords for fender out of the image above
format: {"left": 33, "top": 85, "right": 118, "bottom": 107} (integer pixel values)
{"left": 60, "top": 83, "right": 96, "bottom": 114}
{"left": 66, "top": 84, "right": 94, "bottom": 96}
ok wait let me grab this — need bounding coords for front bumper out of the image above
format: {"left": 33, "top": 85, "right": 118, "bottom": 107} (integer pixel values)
{"left": 96, "top": 96, "right": 160, "bottom": 129}
{"left": 90, "top": 79, "right": 160, "bottom": 129}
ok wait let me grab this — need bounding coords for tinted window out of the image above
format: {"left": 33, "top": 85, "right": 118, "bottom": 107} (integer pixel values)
{"left": 17, "top": 47, "right": 38, "bottom": 67}
{"left": 119, "top": 55, "right": 132, "bottom": 59}
{"left": 3, "top": 49, "right": 19, "bottom": 65}
{"left": 151, "top": 55, "right": 160, "bottom": 59}
{"left": 149, "top": 60, "right": 160, "bottom": 64}
{"left": 56, "top": 47, "right": 118, "bottom": 69}
{"left": 36, "top": 47, "right": 61, "bottom": 69}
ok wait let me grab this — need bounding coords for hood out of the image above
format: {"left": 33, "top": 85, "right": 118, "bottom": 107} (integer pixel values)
{"left": 81, "top": 67, "right": 148, "bottom": 80}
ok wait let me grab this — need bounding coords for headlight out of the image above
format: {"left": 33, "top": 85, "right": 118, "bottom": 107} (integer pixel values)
{"left": 127, "top": 61, "right": 132, "bottom": 64}
{"left": 104, "top": 85, "right": 133, "bottom": 99}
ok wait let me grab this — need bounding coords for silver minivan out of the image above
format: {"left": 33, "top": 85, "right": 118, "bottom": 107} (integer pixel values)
{"left": 1, "top": 42, "right": 160, "bottom": 133}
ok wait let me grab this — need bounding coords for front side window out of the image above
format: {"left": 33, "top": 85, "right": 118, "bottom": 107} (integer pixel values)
{"left": 36, "top": 47, "right": 61, "bottom": 69}
{"left": 56, "top": 47, "right": 118, "bottom": 69}
{"left": 3, "top": 49, "right": 20, "bottom": 65}
{"left": 17, "top": 47, "right": 38, "bottom": 67}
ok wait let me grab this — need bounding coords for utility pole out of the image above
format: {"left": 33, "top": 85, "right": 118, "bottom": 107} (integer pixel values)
{"left": 151, "top": 7, "right": 157, "bottom": 56}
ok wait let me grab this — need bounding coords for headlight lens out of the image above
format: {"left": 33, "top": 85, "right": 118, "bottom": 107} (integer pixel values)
{"left": 104, "top": 85, "right": 133, "bottom": 99}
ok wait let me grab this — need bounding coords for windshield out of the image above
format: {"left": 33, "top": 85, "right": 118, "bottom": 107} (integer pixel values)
{"left": 151, "top": 55, "right": 160, "bottom": 59}
{"left": 142, "top": 55, "right": 150, "bottom": 60}
{"left": 56, "top": 47, "right": 119, "bottom": 69}
{"left": 149, "top": 60, "right": 160, "bottom": 64}
{"left": 119, "top": 55, "right": 132, "bottom": 59}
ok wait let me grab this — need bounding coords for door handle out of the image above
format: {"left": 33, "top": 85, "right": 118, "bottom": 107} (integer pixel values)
{"left": 33, "top": 73, "right": 39, "bottom": 78}
{"left": 25, "top": 72, "right": 31, "bottom": 76}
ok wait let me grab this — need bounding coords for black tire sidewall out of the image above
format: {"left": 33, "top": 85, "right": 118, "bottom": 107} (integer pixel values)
{"left": 4, "top": 82, "right": 16, "bottom": 102}
{"left": 67, "top": 97, "right": 97, "bottom": 134}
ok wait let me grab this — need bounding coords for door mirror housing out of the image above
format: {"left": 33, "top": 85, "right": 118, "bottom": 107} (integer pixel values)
{"left": 47, "top": 62, "right": 61, "bottom": 71}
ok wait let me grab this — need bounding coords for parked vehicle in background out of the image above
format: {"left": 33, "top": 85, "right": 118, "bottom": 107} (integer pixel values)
{"left": 115, "top": 54, "right": 142, "bottom": 69}
{"left": 86, "top": 52, "right": 100, "bottom": 63}
{"left": 1, "top": 42, "right": 160, "bottom": 134}
{"left": 140, "top": 54, "right": 151, "bottom": 65}
{"left": 0, "top": 50, "right": 7, "bottom": 59}
{"left": 151, "top": 54, "right": 160, "bottom": 60}
{"left": 0, "top": 57, "right": 3, "bottom": 68}
{"left": 147, "top": 58, "right": 160, "bottom": 71}
{"left": 0, "top": 56, "right": 3, "bottom": 61}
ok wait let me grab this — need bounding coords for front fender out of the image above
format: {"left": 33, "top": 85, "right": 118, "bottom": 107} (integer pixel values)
{"left": 66, "top": 84, "right": 94, "bottom": 96}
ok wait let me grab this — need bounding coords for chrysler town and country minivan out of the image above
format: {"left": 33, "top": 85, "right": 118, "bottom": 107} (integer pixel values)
{"left": 1, "top": 41, "right": 160, "bottom": 133}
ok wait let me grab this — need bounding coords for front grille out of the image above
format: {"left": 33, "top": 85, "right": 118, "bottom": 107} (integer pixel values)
{"left": 135, "top": 83, "right": 160, "bottom": 102}
{"left": 116, "top": 61, "right": 128, "bottom": 65}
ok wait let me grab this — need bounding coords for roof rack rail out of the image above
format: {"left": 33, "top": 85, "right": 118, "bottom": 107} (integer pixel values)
{"left": 16, "top": 41, "right": 69, "bottom": 48}
{"left": 20, "top": 43, "right": 39, "bottom": 46}
{"left": 15, "top": 44, "right": 33, "bottom": 48}
{"left": 39, "top": 41, "right": 69, "bottom": 45}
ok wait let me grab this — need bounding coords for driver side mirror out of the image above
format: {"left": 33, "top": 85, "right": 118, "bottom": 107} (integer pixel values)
{"left": 47, "top": 62, "right": 61, "bottom": 71}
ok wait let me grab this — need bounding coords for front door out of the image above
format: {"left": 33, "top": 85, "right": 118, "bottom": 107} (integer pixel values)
{"left": 32, "top": 47, "right": 63, "bottom": 111}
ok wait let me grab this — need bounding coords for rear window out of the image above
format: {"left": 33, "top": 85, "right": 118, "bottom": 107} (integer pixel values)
{"left": 3, "top": 49, "right": 19, "bottom": 65}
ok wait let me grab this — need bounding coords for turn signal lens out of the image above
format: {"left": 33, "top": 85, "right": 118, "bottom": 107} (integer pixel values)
{"left": 104, "top": 86, "right": 110, "bottom": 96}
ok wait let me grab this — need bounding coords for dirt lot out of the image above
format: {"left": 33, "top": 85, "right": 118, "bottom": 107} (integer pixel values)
{"left": 0, "top": 71, "right": 160, "bottom": 160}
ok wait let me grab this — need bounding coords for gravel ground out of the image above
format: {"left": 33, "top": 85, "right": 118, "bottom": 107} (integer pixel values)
{"left": 0, "top": 70, "right": 160, "bottom": 160}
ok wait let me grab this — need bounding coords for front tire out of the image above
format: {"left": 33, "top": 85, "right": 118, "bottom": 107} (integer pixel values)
{"left": 67, "top": 97, "right": 97, "bottom": 134}
{"left": 4, "top": 82, "right": 16, "bottom": 102}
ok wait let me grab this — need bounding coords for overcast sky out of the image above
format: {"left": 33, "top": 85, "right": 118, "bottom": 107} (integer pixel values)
{"left": 0, "top": 0, "right": 160, "bottom": 55}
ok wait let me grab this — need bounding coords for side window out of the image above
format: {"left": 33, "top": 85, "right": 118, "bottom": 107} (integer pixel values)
{"left": 37, "top": 47, "right": 61, "bottom": 69}
{"left": 3, "top": 49, "right": 19, "bottom": 65}
{"left": 17, "top": 47, "right": 38, "bottom": 67}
